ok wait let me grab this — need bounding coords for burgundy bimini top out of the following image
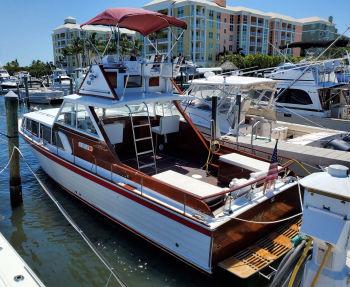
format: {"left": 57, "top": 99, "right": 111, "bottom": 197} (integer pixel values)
{"left": 81, "top": 8, "right": 187, "bottom": 36}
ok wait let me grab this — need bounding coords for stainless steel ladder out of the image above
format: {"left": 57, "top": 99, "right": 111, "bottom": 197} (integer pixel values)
{"left": 126, "top": 103, "right": 157, "bottom": 174}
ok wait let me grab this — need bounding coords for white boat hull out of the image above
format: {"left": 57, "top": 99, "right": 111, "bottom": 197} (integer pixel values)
{"left": 19, "top": 89, "right": 64, "bottom": 104}
{"left": 0, "top": 233, "right": 45, "bottom": 286}
{"left": 29, "top": 142, "right": 213, "bottom": 273}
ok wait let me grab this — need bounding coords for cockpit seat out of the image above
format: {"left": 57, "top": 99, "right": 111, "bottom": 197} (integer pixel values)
{"left": 152, "top": 115, "right": 180, "bottom": 147}
{"left": 151, "top": 115, "right": 180, "bottom": 135}
{"left": 104, "top": 122, "right": 124, "bottom": 144}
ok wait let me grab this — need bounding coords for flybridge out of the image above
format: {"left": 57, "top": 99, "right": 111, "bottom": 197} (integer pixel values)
{"left": 77, "top": 56, "right": 183, "bottom": 100}
{"left": 77, "top": 8, "right": 187, "bottom": 101}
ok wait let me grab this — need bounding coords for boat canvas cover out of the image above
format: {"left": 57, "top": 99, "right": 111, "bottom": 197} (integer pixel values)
{"left": 190, "top": 75, "right": 277, "bottom": 91}
{"left": 81, "top": 8, "right": 187, "bottom": 36}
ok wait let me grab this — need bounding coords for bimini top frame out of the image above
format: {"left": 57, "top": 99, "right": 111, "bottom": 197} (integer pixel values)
{"left": 81, "top": 7, "right": 187, "bottom": 36}
{"left": 81, "top": 7, "right": 187, "bottom": 60}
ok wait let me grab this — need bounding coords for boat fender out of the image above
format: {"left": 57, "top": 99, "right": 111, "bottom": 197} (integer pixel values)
{"left": 324, "top": 139, "right": 350, "bottom": 151}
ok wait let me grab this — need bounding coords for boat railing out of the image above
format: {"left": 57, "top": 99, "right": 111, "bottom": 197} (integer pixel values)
{"left": 250, "top": 119, "right": 272, "bottom": 152}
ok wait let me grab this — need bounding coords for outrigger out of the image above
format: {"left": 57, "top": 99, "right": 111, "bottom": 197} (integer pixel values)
{"left": 20, "top": 8, "right": 302, "bottom": 278}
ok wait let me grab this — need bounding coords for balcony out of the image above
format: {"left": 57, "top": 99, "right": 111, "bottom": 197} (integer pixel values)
{"left": 195, "top": 23, "right": 206, "bottom": 29}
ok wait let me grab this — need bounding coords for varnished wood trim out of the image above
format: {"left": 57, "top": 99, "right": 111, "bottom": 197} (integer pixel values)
{"left": 88, "top": 106, "right": 121, "bottom": 163}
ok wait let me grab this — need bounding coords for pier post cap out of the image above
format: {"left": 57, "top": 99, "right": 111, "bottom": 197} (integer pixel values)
{"left": 4, "top": 90, "right": 19, "bottom": 99}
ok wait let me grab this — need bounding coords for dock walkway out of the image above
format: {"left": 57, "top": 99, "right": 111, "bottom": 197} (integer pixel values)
{"left": 203, "top": 132, "right": 350, "bottom": 174}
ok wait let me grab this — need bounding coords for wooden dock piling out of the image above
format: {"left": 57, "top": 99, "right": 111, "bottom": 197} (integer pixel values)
{"left": 23, "top": 76, "right": 30, "bottom": 107}
{"left": 69, "top": 77, "right": 74, "bottom": 94}
{"left": 4, "top": 91, "right": 23, "bottom": 207}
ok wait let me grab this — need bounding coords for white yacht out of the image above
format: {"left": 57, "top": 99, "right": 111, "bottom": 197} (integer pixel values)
{"left": 19, "top": 8, "right": 303, "bottom": 278}
{"left": 19, "top": 88, "right": 64, "bottom": 104}
{"left": 182, "top": 73, "right": 350, "bottom": 172}
{"left": 266, "top": 59, "right": 350, "bottom": 131}
{"left": 0, "top": 67, "right": 17, "bottom": 92}
{"left": 50, "top": 69, "right": 71, "bottom": 95}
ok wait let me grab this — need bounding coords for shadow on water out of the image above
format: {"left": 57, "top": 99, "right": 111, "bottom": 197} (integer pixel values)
{"left": 0, "top": 96, "right": 268, "bottom": 287}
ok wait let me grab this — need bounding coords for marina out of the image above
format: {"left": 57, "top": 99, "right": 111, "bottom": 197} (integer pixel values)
{"left": 1, "top": 1, "right": 350, "bottom": 287}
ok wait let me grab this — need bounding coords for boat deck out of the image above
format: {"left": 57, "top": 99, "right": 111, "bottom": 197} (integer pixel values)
{"left": 122, "top": 152, "right": 220, "bottom": 186}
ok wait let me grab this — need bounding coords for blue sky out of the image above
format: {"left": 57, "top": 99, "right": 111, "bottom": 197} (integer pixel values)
{"left": 0, "top": 0, "right": 349, "bottom": 66}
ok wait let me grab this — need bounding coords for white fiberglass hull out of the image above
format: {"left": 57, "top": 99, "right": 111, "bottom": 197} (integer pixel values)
{"left": 19, "top": 89, "right": 64, "bottom": 104}
{"left": 28, "top": 141, "right": 213, "bottom": 273}
{"left": 0, "top": 233, "right": 45, "bottom": 287}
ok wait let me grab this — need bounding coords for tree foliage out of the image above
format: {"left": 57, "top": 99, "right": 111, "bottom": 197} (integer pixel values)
{"left": 4, "top": 59, "right": 21, "bottom": 75}
{"left": 220, "top": 53, "right": 303, "bottom": 70}
{"left": 4, "top": 59, "right": 54, "bottom": 77}
{"left": 61, "top": 37, "right": 84, "bottom": 67}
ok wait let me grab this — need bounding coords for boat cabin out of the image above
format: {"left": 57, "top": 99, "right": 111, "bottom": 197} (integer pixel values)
{"left": 267, "top": 61, "right": 350, "bottom": 118}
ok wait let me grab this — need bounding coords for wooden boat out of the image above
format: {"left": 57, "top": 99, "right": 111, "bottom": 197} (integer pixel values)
{"left": 20, "top": 8, "right": 301, "bottom": 277}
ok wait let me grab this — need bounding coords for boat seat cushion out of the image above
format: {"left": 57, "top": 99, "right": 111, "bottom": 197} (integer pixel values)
{"left": 151, "top": 115, "right": 180, "bottom": 135}
{"left": 219, "top": 153, "right": 272, "bottom": 172}
{"left": 104, "top": 122, "right": 124, "bottom": 144}
{"left": 153, "top": 170, "right": 225, "bottom": 198}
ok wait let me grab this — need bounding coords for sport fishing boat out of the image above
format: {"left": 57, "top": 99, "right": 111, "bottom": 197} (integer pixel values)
{"left": 20, "top": 8, "right": 302, "bottom": 277}
{"left": 265, "top": 59, "right": 350, "bottom": 131}
{"left": 181, "top": 73, "right": 350, "bottom": 172}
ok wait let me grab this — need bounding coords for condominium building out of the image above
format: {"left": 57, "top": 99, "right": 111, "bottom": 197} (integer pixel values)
{"left": 299, "top": 17, "right": 338, "bottom": 42}
{"left": 144, "top": 0, "right": 333, "bottom": 66}
{"left": 52, "top": 17, "right": 133, "bottom": 72}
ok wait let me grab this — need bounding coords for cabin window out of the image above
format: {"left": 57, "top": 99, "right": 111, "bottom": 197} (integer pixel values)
{"left": 52, "top": 131, "right": 64, "bottom": 149}
{"left": 276, "top": 89, "right": 313, "bottom": 105}
{"left": 26, "top": 119, "right": 39, "bottom": 137}
{"left": 57, "top": 103, "right": 76, "bottom": 127}
{"left": 149, "top": 77, "right": 159, "bottom": 87}
{"left": 125, "top": 75, "right": 142, "bottom": 88}
{"left": 40, "top": 125, "right": 51, "bottom": 144}
{"left": 76, "top": 105, "right": 98, "bottom": 135}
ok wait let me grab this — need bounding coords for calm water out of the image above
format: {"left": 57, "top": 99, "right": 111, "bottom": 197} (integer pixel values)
{"left": 0, "top": 96, "right": 266, "bottom": 287}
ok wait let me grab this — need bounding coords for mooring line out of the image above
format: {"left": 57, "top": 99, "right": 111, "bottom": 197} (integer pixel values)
{"left": 1, "top": 147, "right": 127, "bottom": 287}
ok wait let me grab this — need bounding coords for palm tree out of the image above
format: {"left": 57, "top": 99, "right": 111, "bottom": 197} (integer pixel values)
{"left": 70, "top": 37, "right": 84, "bottom": 67}
{"left": 119, "top": 34, "right": 132, "bottom": 60}
{"left": 61, "top": 46, "right": 73, "bottom": 67}
{"left": 132, "top": 39, "right": 143, "bottom": 57}
{"left": 85, "top": 32, "right": 100, "bottom": 64}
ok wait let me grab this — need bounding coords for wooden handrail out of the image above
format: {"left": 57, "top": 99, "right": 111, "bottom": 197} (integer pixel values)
{"left": 110, "top": 163, "right": 214, "bottom": 216}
